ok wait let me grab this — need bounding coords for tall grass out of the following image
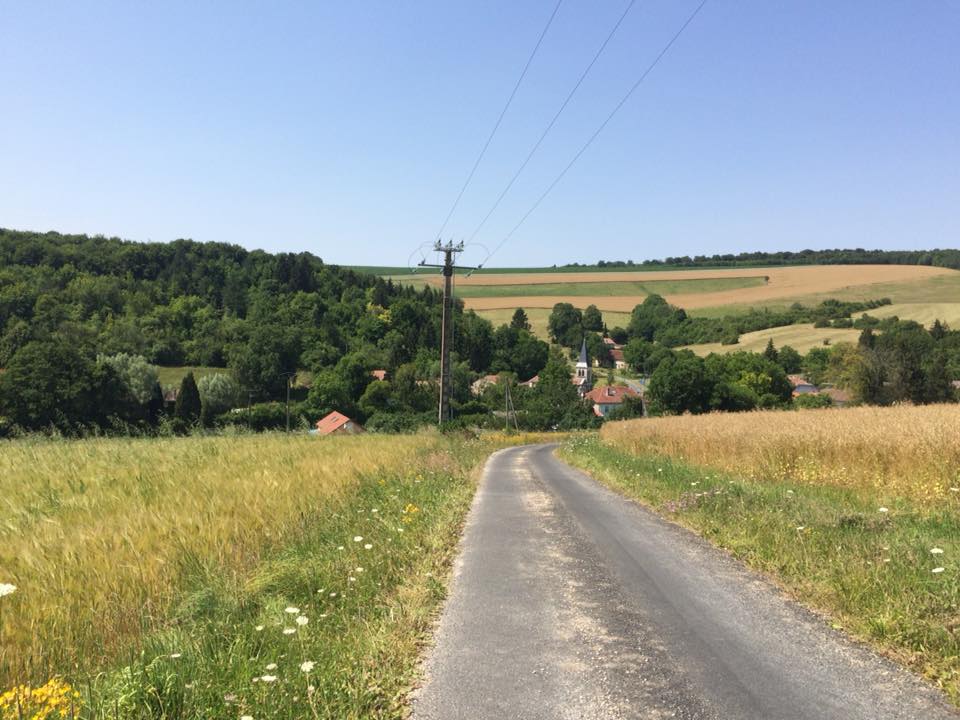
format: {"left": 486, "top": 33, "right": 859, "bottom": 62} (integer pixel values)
{"left": 601, "top": 404, "right": 960, "bottom": 502}
{"left": 0, "top": 431, "right": 529, "bottom": 718}
{"left": 561, "top": 405, "right": 960, "bottom": 704}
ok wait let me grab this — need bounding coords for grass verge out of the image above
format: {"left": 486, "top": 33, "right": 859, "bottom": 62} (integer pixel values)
{"left": 559, "top": 434, "right": 960, "bottom": 705}
{"left": 0, "top": 431, "right": 534, "bottom": 719}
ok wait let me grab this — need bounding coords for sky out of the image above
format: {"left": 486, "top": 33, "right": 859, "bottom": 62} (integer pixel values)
{"left": 1, "top": 1, "right": 958, "bottom": 267}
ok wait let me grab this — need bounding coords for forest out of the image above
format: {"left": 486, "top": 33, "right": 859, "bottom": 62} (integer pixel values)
{"left": 0, "top": 228, "right": 562, "bottom": 434}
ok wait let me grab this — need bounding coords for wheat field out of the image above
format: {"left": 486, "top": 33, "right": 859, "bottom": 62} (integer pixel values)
{"left": 601, "top": 405, "right": 960, "bottom": 501}
{"left": 444, "top": 265, "right": 956, "bottom": 313}
{"left": 0, "top": 433, "right": 472, "bottom": 688}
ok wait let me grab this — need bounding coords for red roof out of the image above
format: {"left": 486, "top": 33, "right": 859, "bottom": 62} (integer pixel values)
{"left": 371, "top": 369, "right": 387, "bottom": 381}
{"left": 316, "top": 411, "right": 357, "bottom": 435}
{"left": 610, "top": 348, "right": 625, "bottom": 362}
{"left": 584, "top": 385, "right": 639, "bottom": 405}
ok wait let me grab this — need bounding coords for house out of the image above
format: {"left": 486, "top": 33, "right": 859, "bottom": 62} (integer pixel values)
{"left": 519, "top": 374, "right": 540, "bottom": 389}
{"left": 610, "top": 348, "right": 627, "bottom": 370}
{"left": 471, "top": 374, "right": 501, "bottom": 396}
{"left": 584, "top": 384, "right": 640, "bottom": 418}
{"left": 370, "top": 369, "right": 387, "bottom": 382}
{"left": 315, "top": 411, "right": 365, "bottom": 435}
{"left": 602, "top": 336, "right": 617, "bottom": 347}
{"left": 788, "top": 374, "right": 819, "bottom": 396}
{"left": 571, "top": 339, "right": 593, "bottom": 397}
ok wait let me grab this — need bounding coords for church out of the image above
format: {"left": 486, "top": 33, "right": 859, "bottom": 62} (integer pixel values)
{"left": 571, "top": 338, "right": 593, "bottom": 397}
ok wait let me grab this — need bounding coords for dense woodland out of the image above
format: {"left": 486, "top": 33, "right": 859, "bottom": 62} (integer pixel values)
{"left": 0, "top": 229, "right": 559, "bottom": 434}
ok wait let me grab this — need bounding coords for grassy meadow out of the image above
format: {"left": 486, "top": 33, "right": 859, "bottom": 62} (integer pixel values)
{"left": 561, "top": 405, "right": 960, "bottom": 703}
{"left": 0, "top": 431, "right": 532, "bottom": 719}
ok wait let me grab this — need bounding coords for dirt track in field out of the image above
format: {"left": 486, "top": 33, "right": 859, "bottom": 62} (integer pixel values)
{"left": 456, "top": 265, "right": 956, "bottom": 312}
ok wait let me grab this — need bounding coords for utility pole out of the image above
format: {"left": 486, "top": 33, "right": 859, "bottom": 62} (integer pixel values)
{"left": 419, "top": 240, "right": 472, "bottom": 424}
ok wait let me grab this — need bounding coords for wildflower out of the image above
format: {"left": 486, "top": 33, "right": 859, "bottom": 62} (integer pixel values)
{"left": 0, "top": 583, "right": 16, "bottom": 598}
{"left": 261, "top": 675, "right": 278, "bottom": 683}
{"left": 878, "top": 507, "right": 889, "bottom": 513}
{"left": 300, "top": 661, "right": 316, "bottom": 673}
{"left": 364, "top": 543, "right": 373, "bottom": 550}
{"left": 932, "top": 567, "right": 945, "bottom": 574}
{"left": 329, "top": 592, "right": 337, "bottom": 597}
{"left": 353, "top": 536, "right": 363, "bottom": 542}
{"left": 241, "top": 716, "right": 254, "bottom": 720}
{"left": 307, "top": 685, "right": 316, "bottom": 694}
{"left": 349, "top": 576, "right": 356, "bottom": 583}
{"left": 283, "top": 628, "right": 296, "bottom": 635}
{"left": 284, "top": 606, "right": 300, "bottom": 614}
{"left": 170, "top": 653, "right": 182, "bottom": 659}
{"left": 931, "top": 548, "right": 944, "bottom": 554}
{"left": 657, "top": 468, "right": 663, "bottom": 473}
{"left": 796, "top": 526, "right": 805, "bottom": 531}
{"left": 295, "top": 615, "right": 309, "bottom": 626}
{"left": 265, "top": 663, "right": 277, "bottom": 670}
{"left": 316, "top": 588, "right": 325, "bottom": 594}
{"left": 372, "top": 509, "right": 379, "bottom": 514}
{"left": 255, "top": 625, "right": 264, "bottom": 631}
{"left": 355, "top": 567, "right": 364, "bottom": 572}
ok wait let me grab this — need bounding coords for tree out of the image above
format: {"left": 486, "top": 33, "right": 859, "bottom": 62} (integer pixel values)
{"left": 174, "top": 372, "right": 202, "bottom": 424}
{"left": 628, "top": 294, "right": 686, "bottom": 342}
{"left": 647, "top": 351, "right": 711, "bottom": 415}
{"left": 0, "top": 340, "right": 125, "bottom": 431}
{"left": 524, "top": 348, "right": 594, "bottom": 430}
{"left": 510, "top": 308, "right": 531, "bottom": 331}
{"left": 97, "top": 353, "right": 159, "bottom": 405}
{"left": 763, "top": 339, "right": 778, "bottom": 363}
{"left": 198, "top": 372, "right": 241, "bottom": 416}
{"left": 777, "top": 345, "right": 803, "bottom": 374}
{"left": 622, "top": 337, "right": 654, "bottom": 373}
{"left": 547, "top": 303, "right": 583, "bottom": 347}
{"left": 582, "top": 305, "right": 603, "bottom": 332}
{"left": 359, "top": 379, "right": 393, "bottom": 417}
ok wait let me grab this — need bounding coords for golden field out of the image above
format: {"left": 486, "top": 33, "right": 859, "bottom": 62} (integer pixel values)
{"left": 601, "top": 404, "right": 960, "bottom": 501}
{"left": 0, "top": 432, "right": 488, "bottom": 688}
{"left": 398, "top": 265, "right": 957, "bottom": 314}
{"left": 685, "top": 322, "right": 861, "bottom": 355}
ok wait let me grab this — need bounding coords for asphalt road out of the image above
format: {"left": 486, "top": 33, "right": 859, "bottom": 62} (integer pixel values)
{"left": 411, "top": 444, "right": 958, "bottom": 720}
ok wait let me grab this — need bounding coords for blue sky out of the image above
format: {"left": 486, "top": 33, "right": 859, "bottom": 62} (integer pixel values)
{"left": 1, "top": 1, "right": 957, "bottom": 267}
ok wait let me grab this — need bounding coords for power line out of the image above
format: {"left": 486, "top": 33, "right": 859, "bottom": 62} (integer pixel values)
{"left": 480, "top": 0, "right": 710, "bottom": 268}
{"left": 433, "top": 0, "right": 564, "bottom": 242}
{"left": 466, "top": 0, "right": 639, "bottom": 245}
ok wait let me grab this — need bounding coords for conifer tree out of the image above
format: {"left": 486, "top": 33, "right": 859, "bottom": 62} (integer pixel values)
{"left": 174, "top": 372, "right": 201, "bottom": 424}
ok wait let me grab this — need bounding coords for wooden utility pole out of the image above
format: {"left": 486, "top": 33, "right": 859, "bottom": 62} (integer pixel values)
{"left": 419, "top": 240, "right": 471, "bottom": 424}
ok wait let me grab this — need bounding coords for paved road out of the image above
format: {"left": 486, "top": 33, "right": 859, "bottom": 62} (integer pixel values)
{"left": 412, "top": 444, "right": 957, "bottom": 720}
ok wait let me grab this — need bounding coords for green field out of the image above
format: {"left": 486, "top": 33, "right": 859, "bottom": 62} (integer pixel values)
{"left": 155, "top": 365, "right": 222, "bottom": 388}
{"left": 435, "top": 276, "right": 765, "bottom": 298}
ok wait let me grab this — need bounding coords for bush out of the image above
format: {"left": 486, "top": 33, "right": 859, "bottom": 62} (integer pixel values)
{"left": 794, "top": 393, "right": 833, "bottom": 409}
{"left": 217, "top": 402, "right": 292, "bottom": 432}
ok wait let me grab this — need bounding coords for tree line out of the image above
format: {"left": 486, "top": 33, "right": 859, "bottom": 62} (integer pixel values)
{"left": 567, "top": 248, "right": 960, "bottom": 271}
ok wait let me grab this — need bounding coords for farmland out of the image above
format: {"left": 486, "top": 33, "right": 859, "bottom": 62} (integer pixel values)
{"left": 391, "top": 264, "right": 956, "bottom": 313}
{"left": 0, "top": 431, "right": 532, "bottom": 719}
{"left": 561, "top": 405, "right": 960, "bottom": 702}
{"left": 382, "top": 264, "right": 960, "bottom": 340}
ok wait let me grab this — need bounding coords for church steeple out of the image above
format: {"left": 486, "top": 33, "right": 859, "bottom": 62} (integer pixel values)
{"left": 574, "top": 337, "right": 593, "bottom": 395}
